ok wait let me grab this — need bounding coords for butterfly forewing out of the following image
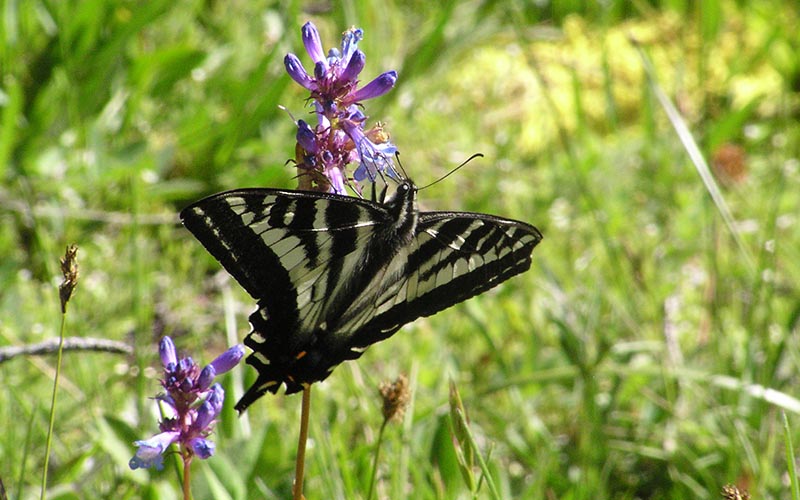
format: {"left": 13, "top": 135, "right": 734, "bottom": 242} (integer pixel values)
{"left": 181, "top": 182, "right": 542, "bottom": 411}
{"left": 352, "top": 212, "right": 541, "bottom": 347}
{"left": 182, "top": 189, "right": 389, "bottom": 341}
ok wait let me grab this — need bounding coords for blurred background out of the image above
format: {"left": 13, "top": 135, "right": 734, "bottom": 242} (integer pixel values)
{"left": 1, "top": 0, "right": 798, "bottom": 498}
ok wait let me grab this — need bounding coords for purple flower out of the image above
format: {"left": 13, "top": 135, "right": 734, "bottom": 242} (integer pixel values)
{"left": 189, "top": 437, "right": 215, "bottom": 459}
{"left": 159, "top": 337, "right": 177, "bottom": 368}
{"left": 296, "top": 120, "right": 319, "bottom": 154}
{"left": 339, "top": 26, "right": 363, "bottom": 65}
{"left": 301, "top": 21, "right": 327, "bottom": 66}
{"left": 349, "top": 71, "right": 397, "bottom": 103}
{"left": 339, "top": 50, "right": 366, "bottom": 84}
{"left": 130, "top": 337, "right": 244, "bottom": 470}
{"left": 354, "top": 140, "right": 399, "bottom": 182}
{"left": 284, "top": 53, "right": 315, "bottom": 91}
{"left": 129, "top": 431, "right": 180, "bottom": 470}
{"left": 196, "top": 365, "right": 215, "bottom": 391}
{"left": 286, "top": 21, "right": 399, "bottom": 194}
{"left": 341, "top": 118, "right": 399, "bottom": 182}
{"left": 193, "top": 384, "right": 225, "bottom": 431}
{"left": 210, "top": 344, "right": 245, "bottom": 374}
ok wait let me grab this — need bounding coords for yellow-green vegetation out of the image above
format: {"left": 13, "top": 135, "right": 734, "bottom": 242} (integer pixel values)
{"left": 1, "top": 1, "right": 798, "bottom": 498}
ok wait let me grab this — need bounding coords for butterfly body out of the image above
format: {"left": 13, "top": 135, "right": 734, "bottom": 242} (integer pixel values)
{"left": 181, "top": 181, "right": 542, "bottom": 412}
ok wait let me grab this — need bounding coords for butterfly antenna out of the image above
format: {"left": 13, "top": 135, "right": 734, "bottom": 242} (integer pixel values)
{"left": 417, "top": 153, "right": 484, "bottom": 191}
{"left": 394, "top": 152, "right": 409, "bottom": 180}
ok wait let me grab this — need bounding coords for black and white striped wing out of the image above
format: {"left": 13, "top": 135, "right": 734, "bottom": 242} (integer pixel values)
{"left": 181, "top": 188, "right": 394, "bottom": 349}
{"left": 181, "top": 184, "right": 542, "bottom": 410}
{"left": 350, "top": 212, "right": 542, "bottom": 348}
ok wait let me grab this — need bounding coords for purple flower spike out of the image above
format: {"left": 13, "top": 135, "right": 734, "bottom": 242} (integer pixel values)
{"left": 302, "top": 22, "right": 326, "bottom": 66}
{"left": 350, "top": 71, "right": 397, "bottom": 102}
{"left": 286, "top": 21, "right": 399, "bottom": 194}
{"left": 284, "top": 54, "right": 315, "bottom": 90}
{"left": 159, "top": 337, "right": 177, "bottom": 368}
{"left": 132, "top": 338, "right": 243, "bottom": 471}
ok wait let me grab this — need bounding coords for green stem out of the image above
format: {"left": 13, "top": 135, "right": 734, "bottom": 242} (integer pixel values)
{"left": 40, "top": 313, "right": 67, "bottom": 500}
{"left": 783, "top": 413, "right": 800, "bottom": 500}
{"left": 183, "top": 451, "right": 193, "bottom": 500}
{"left": 366, "top": 418, "right": 389, "bottom": 500}
{"left": 293, "top": 385, "right": 312, "bottom": 500}
{"left": 453, "top": 407, "right": 501, "bottom": 500}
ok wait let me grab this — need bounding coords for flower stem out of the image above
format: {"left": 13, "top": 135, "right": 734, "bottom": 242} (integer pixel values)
{"left": 293, "top": 385, "right": 312, "bottom": 500}
{"left": 366, "top": 418, "right": 389, "bottom": 500}
{"left": 183, "top": 452, "right": 193, "bottom": 500}
{"left": 40, "top": 313, "right": 67, "bottom": 500}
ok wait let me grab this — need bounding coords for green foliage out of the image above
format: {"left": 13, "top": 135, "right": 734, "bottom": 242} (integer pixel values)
{"left": 1, "top": 0, "right": 799, "bottom": 498}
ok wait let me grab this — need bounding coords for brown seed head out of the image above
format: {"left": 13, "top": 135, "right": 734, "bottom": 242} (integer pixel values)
{"left": 59, "top": 244, "right": 79, "bottom": 313}
{"left": 379, "top": 373, "right": 410, "bottom": 423}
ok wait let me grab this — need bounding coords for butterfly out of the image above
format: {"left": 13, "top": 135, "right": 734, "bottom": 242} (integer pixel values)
{"left": 181, "top": 180, "right": 542, "bottom": 412}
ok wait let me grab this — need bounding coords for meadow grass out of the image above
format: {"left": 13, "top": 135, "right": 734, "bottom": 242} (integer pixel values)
{"left": 1, "top": 0, "right": 799, "bottom": 498}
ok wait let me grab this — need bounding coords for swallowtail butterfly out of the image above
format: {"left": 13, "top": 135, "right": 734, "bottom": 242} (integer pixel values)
{"left": 181, "top": 181, "right": 542, "bottom": 412}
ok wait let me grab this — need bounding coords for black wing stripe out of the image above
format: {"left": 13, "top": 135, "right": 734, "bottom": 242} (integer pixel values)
{"left": 323, "top": 201, "right": 361, "bottom": 303}
{"left": 290, "top": 197, "right": 323, "bottom": 265}
{"left": 414, "top": 219, "right": 491, "bottom": 282}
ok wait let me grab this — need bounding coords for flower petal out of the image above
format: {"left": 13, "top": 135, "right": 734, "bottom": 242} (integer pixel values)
{"left": 302, "top": 22, "right": 326, "bottom": 66}
{"left": 350, "top": 71, "right": 397, "bottom": 102}
{"left": 284, "top": 54, "right": 315, "bottom": 90}
{"left": 189, "top": 437, "right": 216, "bottom": 459}
{"left": 340, "top": 50, "right": 365, "bottom": 83}
{"left": 210, "top": 344, "right": 245, "bottom": 375}
{"left": 197, "top": 364, "right": 215, "bottom": 391}
{"left": 159, "top": 337, "right": 177, "bottom": 369}
{"left": 296, "top": 120, "right": 319, "bottom": 154}
{"left": 326, "top": 167, "right": 347, "bottom": 195}
{"left": 129, "top": 431, "right": 180, "bottom": 470}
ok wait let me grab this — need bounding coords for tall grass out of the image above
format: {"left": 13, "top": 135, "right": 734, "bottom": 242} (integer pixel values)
{"left": 1, "top": 0, "right": 798, "bottom": 498}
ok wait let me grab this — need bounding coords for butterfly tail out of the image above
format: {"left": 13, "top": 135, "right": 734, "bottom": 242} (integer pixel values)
{"left": 235, "top": 356, "right": 306, "bottom": 412}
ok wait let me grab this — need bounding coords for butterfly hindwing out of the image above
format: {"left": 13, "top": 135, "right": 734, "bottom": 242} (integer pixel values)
{"left": 181, "top": 182, "right": 542, "bottom": 411}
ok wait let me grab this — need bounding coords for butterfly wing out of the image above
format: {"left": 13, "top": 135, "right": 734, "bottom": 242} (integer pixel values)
{"left": 182, "top": 185, "right": 542, "bottom": 411}
{"left": 181, "top": 188, "right": 406, "bottom": 402}
{"left": 348, "top": 212, "right": 543, "bottom": 348}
